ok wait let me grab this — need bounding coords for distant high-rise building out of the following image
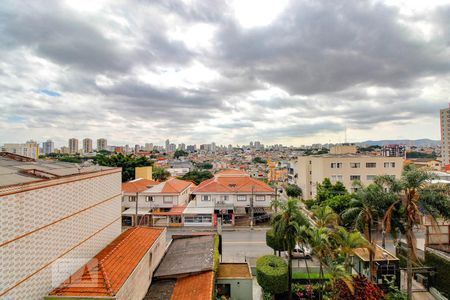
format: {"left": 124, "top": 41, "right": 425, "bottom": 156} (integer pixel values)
{"left": 42, "top": 139, "right": 54, "bottom": 155}
{"left": 60, "top": 146, "right": 70, "bottom": 154}
{"left": 2, "top": 140, "right": 39, "bottom": 159}
{"left": 134, "top": 144, "right": 141, "bottom": 153}
{"left": 144, "top": 143, "right": 153, "bottom": 151}
{"left": 186, "top": 145, "right": 196, "bottom": 152}
{"left": 382, "top": 144, "right": 406, "bottom": 158}
{"left": 165, "top": 139, "right": 170, "bottom": 151}
{"left": 168, "top": 143, "right": 177, "bottom": 152}
{"left": 82, "top": 138, "right": 93, "bottom": 153}
{"left": 68, "top": 138, "right": 79, "bottom": 154}
{"left": 441, "top": 105, "right": 450, "bottom": 166}
{"left": 178, "top": 143, "right": 186, "bottom": 150}
{"left": 211, "top": 142, "right": 216, "bottom": 153}
{"left": 97, "top": 138, "right": 107, "bottom": 151}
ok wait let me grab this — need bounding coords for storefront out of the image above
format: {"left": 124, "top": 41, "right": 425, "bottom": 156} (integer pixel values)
{"left": 214, "top": 208, "right": 235, "bottom": 226}
{"left": 151, "top": 205, "right": 185, "bottom": 227}
{"left": 121, "top": 208, "right": 152, "bottom": 226}
{"left": 183, "top": 202, "right": 214, "bottom": 226}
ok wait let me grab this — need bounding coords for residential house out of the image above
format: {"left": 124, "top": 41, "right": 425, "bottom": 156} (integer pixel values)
{"left": 191, "top": 169, "right": 274, "bottom": 226}
{"left": 46, "top": 227, "right": 166, "bottom": 300}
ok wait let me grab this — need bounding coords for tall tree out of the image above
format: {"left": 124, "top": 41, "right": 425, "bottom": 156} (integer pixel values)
{"left": 272, "top": 198, "right": 309, "bottom": 300}
{"left": 380, "top": 165, "right": 450, "bottom": 299}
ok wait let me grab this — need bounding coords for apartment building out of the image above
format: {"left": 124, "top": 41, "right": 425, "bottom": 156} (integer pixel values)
{"left": 0, "top": 152, "right": 122, "bottom": 299}
{"left": 68, "top": 138, "right": 79, "bottom": 154}
{"left": 2, "top": 140, "right": 39, "bottom": 159}
{"left": 440, "top": 105, "right": 450, "bottom": 166}
{"left": 292, "top": 146, "right": 403, "bottom": 199}
{"left": 97, "top": 138, "right": 107, "bottom": 151}
{"left": 42, "top": 140, "right": 54, "bottom": 155}
{"left": 82, "top": 138, "right": 93, "bottom": 153}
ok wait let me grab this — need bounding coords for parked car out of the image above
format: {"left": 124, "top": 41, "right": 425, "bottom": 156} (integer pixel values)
{"left": 285, "top": 244, "right": 312, "bottom": 259}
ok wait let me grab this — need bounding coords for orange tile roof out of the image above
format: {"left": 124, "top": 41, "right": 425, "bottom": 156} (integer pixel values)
{"left": 215, "top": 169, "right": 248, "bottom": 177}
{"left": 122, "top": 178, "right": 159, "bottom": 193}
{"left": 193, "top": 174, "right": 273, "bottom": 193}
{"left": 170, "top": 271, "right": 214, "bottom": 300}
{"left": 49, "top": 227, "right": 164, "bottom": 297}
{"left": 152, "top": 205, "right": 186, "bottom": 216}
{"left": 161, "top": 178, "right": 193, "bottom": 193}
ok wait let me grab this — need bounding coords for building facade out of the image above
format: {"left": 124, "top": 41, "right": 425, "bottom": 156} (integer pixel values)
{"left": 292, "top": 148, "right": 403, "bottom": 199}
{"left": 82, "top": 138, "right": 93, "bottom": 153}
{"left": 42, "top": 140, "right": 54, "bottom": 155}
{"left": 68, "top": 138, "right": 79, "bottom": 154}
{"left": 96, "top": 138, "right": 107, "bottom": 151}
{"left": 440, "top": 105, "right": 450, "bottom": 166}
{"left": 2, "top": 140, "right": 39, "bottom": 159}
{"left": 0, "top": 153, "right": 122, "bottom": 299}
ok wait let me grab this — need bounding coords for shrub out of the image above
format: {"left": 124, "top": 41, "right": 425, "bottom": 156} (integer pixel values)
{"left": 213, "top": 234, "right": 220, "bottom": 273}
{"left": 425, "top": 251, "right": 450, "bottom": 297}
{"left": 266, "top": 229, "right": 287, "bottom": 253}
{"left": 256, "top": 255, "right": 288, "bottom": 295}
{"left": 286, "top": 184, "right": 302, "bottom": 198}
{"left": 332, "top": 275, "right": 384, "bottom": 300}
{"left": 304, "top": 199, "right": 317, "bottom": 209}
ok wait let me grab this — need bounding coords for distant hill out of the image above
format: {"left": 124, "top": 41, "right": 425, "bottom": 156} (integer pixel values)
{"left": 358, "top": 139, "right": 440, "bottom": 147}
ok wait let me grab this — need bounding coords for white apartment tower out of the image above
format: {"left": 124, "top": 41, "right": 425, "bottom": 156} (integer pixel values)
{"left": 42, "top": 140, "right": 54, "bottom": 155}
{"left": 440, "top": 105, "right": 450, "bottom": 166}
{"left": 2, "top": 140, "right": 39, "bottom": 159}
{"left": 97, "top": 138, "right": 107, "bottom": 151}
{"left": 68, "top": 138, "right": 79, "bottom": 154}
{"left": 82, "top": 138, "right": 93, "bottom": 153}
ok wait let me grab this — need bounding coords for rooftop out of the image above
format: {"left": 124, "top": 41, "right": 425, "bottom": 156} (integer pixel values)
{"left": 170, "top": 271, "right": 214, "bottom": 300}
{"left": 49, "top": 227, "right": 164, "bottom": 297}
{"left": 193, "top": 172, "right": 273, "bottom": 194}
{"left": 122, "top": 178, "right": 159, "bottom": 193}
{"left": 144, "top": 178, "right": 193, "bottom": 194}
{"left": 217, "top": 263, "right": 252, "bottom": 279}
{"left": 0, "top": 152, "right": 115, "bottom": 189}
{"left": 353, "top": 244, "right": 399, "bottom": 262}
{"left": 154, "top": 235, "right": 215, "bottom": 278}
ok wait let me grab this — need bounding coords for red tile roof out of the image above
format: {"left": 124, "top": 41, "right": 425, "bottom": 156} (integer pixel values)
{"left": 163, "top": 178, "right": 192, "bottom": 193}
{"left": 215, "top": 169, "right": 248, "bottom": 177}
{"left": 193, "top": 172, "right": 273, "bottom": 193}
{"left": 49, "top": 227, "right": 164, "bottom": 297}
{"left": 152, "top": 205, "right": 186, "bottom": 216}
{"left": 122, "top": 178, "right": 159, "bottom": 193}
{"left": 170, "top": 271, "right": 214, "bottom": 300}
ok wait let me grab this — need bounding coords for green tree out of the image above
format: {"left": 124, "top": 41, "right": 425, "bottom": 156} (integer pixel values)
{"left": 196, "top": 162, "right": 213, "bottom": 169}
{"left": 173, "top": 149, "right": 188, "bottom": 159}
{"left": 272, "top": 198, "right": 309, "bottom": 300}
{"left": 253, "top": 157, "right": 267, "bottom": 164}
{"left": 313, "top": 206, "right": 339, "bottom": 228}
{"left": 256, "top": 255, "right": 289, "bottom": 296}
{"left": 308, "top": 226, "right": 331, "bottom": 300}
{"left": 316, "top": 178, "right": 347, "bottom": 203}
{"left": 94, "top": 153, "right": 153, "bottom": 182}
{"left": 333, "top": 227, "right": 370, "bottom": 271}
{"left": 380, "top": 165, "right": 450, "bottom": 299}
{"left": 181, "top": 170, "right": 214, "bottom": 185}
{"left": 285, "top": 184, "right": 302, "bottom": 198}
{"left": 266, "top": 229, "right": 286, "bottom": 255}
{"left": 153, "top": 166, "right": 171, "bottom": 182}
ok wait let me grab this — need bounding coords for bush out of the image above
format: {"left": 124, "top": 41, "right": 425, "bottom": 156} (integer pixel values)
{"left": 425, "top": 251, "right": 450, "bottom": 297}
{"left": 332, "top": 275, "right": 384, "bottom": 300}
{"left": 213, "top": 234, "right": 220, "bottom": 273}
{"left": 256, "top": 255, "right": 288, "bottom": 295}
{"left": 266, "top": 229, "right": 287, "bottom": 253}
{"left": 304, "top": 199, "right": 317, "bottom": 210}
{"left": 285, "top": 184, "right": 302, "bottom": 198}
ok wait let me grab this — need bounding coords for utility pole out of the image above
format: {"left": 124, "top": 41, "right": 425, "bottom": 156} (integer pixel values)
{"left": 135, "top": 191, "right": 139, "bottom": 227}
{"left": 250, "top": 186, "right": 254, "bottom": 230}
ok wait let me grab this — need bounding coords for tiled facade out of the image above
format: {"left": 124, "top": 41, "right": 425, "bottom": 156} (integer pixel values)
{"left": 0, "top": 170, "right": 122, "bottom": 300}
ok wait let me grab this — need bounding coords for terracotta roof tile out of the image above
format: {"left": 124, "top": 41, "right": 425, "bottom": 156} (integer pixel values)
{"left": 49, "top": 227, "right": 164, "bottom": 297}
{"left": 161, "top": 178, "right": 192, "bottom": 193}
{"left": 170, "top": 271, "right": 214, "bottom": 300}
{"left": 193, "top": 172, "right": 273, "bottom": 194}
{"left": 122, "top": 178, "right": 159, "bottom": 193}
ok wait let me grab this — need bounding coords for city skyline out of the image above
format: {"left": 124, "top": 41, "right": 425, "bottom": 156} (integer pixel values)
{"left": 1, "top": 0, "right": 450, "bottom": 146}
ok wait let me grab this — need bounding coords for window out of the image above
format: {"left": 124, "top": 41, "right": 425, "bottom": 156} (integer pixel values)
{"left": 202, "top": 195, "right": 211, "bottom": 201}
{"left": 384, "top": 162, "right": 389, "bottom": 168}
{"left": 366, "top": 175, "right": 376, "bottom": 181}
{"left": 256, "top": 195, "right": 265, "bottom": 201}
{"left": 237, "top": 195, "right": 247, "bottom": 201}
{"left": 331, "top": 162, "right": 342, "bottom": 168}
{"left": 350, "top": 163, "right": 360, "bottom": 168}
{"left": 145, "top": 196, "right": 154, "bottom": 202}
{"left": 331, "top": 175, "right": 343, "bottom": 182}
{"left": 391, "top": 162, "right": 396, "bottom": 168}
{"left": 163, "top": 196, "right": 173, "bottom": 203}
{"left": 366, "top": 162, "right": 376, "bottom": 168}
{"left": 129, "top": 196, "right": 136, "bottom": 202}
{"left": 220, "top": 195, "right": 229, "bottom": 202}
{"left": 350, "top": 175, "right": 361, "bottom": 181}
{"left": 149, "top": 253, "right": 153, "bottom": 279}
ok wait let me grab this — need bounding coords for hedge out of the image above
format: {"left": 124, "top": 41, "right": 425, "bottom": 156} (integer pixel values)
{"left": 266, "top": 229, "right": 287, "bottom": 252}
{"left": 213, "top": 234, "right": 220, "bottom": 273}
{"left": 425, "top": 251, "right": 450, "bottom": 297}
{"left": 256, "top": 255, "right": 288, "bottom": 295}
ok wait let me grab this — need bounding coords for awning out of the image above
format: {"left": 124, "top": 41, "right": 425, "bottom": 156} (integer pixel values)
{"left": 183, "top": 202, "right": 214, "bottom": 215}
{"left": 122, "top": 207, "right": 151, "bottom": 216}
{"left": 152, "top": 205, "right": 186, "bottom": 216}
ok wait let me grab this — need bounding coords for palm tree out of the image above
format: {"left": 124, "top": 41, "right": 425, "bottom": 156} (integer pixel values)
{"left": 313, "top": 205, "right": 339, "bottom": 228}
{"left": 333, "top": 226, "right": 370, "bottom": 272}
{"left": 380, "top": 165, "right": 450, "bottom": 299}
{"left": 272, "top": 198, "right": 309, "bottom": 300}
{"left": 308, "top": 226, "right": 331, "bottom": 300}
{"left": 341, "top": 188, "right": 381, "bottom": 282}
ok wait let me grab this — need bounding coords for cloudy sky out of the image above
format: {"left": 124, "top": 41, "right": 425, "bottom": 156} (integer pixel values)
{"left": 1, "top": 0, "right": 450, "bottom": 147}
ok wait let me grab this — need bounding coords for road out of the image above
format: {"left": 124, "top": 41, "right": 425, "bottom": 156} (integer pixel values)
{"left": 166, "top": 228, "right": 273, "bottom": 262}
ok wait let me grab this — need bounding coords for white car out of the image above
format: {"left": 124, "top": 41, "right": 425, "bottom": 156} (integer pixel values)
{"left": 286, "top": 244, "right": 312, "bottom": 258}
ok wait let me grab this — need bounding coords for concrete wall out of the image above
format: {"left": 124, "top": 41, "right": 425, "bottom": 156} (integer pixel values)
{"left": 0, "top": 170, "right": 122, "bottom": 300}
{"left": 115, "top": 230, "right": 166, "bottom": 300}
{"left": 193, "top": 193, "right": 272, "bottom": 208}
{"left": 217, "top": 279, "right": 253, "bottom": 300}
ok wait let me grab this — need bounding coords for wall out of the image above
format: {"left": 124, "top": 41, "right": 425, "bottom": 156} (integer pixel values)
{"left": 115, "top": 230, "right": 166, "bottom": 300}
{"left": 193, "top": 193, "right": 272, "bottom": 208}
{"left": 0, "top": 171, "right": 122, "bottom": 300}
{"left": 216, "top": 279, "right": 253, "bottom": 300}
